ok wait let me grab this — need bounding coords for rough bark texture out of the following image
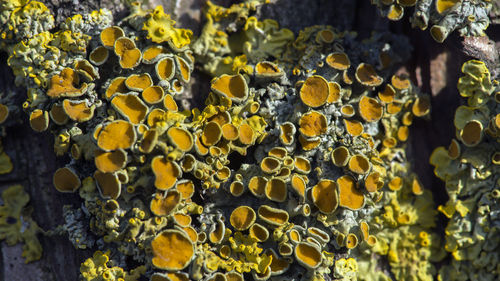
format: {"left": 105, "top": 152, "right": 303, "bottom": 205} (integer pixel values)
{"left": 0, "top": 0, "right": 498, "bottom": 280}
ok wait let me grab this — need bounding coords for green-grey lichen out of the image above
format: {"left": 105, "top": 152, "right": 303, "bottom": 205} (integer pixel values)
{"left": 0, "top": 185, "right": 42, "bottom": 263}
{"left": 430, "top": 59, "right": 500, "bottom": 281}
{"left": 371, "top": 0, "right": 493, "bottom": 43}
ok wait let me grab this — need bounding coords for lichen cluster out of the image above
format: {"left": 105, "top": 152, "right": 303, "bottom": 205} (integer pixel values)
{"left": 370, "top": 0, "right": 493, "bottom": 42}
{"left": 430, "top": 60, "right": 500, "bottom": 281}
{"left": 0, "top": 0, "right": 497, "bottom": 281}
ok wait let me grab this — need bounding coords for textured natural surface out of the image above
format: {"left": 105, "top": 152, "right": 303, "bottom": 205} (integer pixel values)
{"left": 0, "top": 0, "right": 498, "bottom": 281}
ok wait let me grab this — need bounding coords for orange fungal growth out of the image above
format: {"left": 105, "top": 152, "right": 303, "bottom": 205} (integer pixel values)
{"left": 151, "top": 155, "right": 181, "bottom": 190}
{"left": 268, "top": 147, "right": 287, "bottom": 159}
{"left": 255, "top": 61, "right": 283, "bottom": 78}
{"left": 359, "top": 96, "right": 383, "bottom": 122}
{"left": 279, "top": 122, "right": 296, "bottom": 145}
{"left": 397, "top": 126, "right": 409, "bottom": 141}
{"left": 249, "top": 176, "right": 267, "bottom": 198}
{"left": 258, "top": 205, "right": 289, "bottom": 226}
{"left": 151, "top": 229, "right": 194, "bottom": 270}
{"left": 348, "top": 154, "right": 371, "bottom": 174}
{"left": 412, "top": 177, "right": 424, "bottom": 195}
{"left": 62, "top": 99, "right": 95, "bottom": 122}
{"left": 29, "top": 109, "right": 49, "bottom": 132}
{"left": 265, "top": 178, "right": 287, "bottom": 202}
{"left": 355, "top": 63, "right": 383, "bottom": 87}
{"left": 261, "top": 157, "right": 281, "bottom": 174}
{"left": 53, "top": 167, "right": 81, "bottom": 193}
{"left": 49, "top": 103, "right": 69, "bottom": 125}
{"left": 447, "top": 139, "right": 461, "bottom": 159}
{"left": 387, "top": 102, "right": 403, "bottom": 114}
{"left": 163, "top": 94, "right": 178, "bottom": 112}
{"left": 142, "top": 45, "right": 168, "bottom": 64}
{"left": 176, "top": 179, "right": 195, "bottom": 199}
{"left": 299, "top": 75, "right": 329, "bottom": 107}
{"left": 340, "top": 104, "right": 355, "bottom": 118}
{"left": 222, "top": 124, "right": 239, "bottom": 141}
{"left": 346, "top": 233, "right": 358, "bottom": 249}
{"left": 142, "top": 86, "right": 165, "bottom": 104}
{"left": 175, "top": 56, "right": 191, "bottom": 83}
{"left": 365, "top": 171, "right": 383, "bottom": 192}
{"left": 378, "top": 84, "right": 395, "bottom": 103}
{"left": 211, "top": 74, "right": 249, "bottom": 102}
{"left": 209, "top": 219, "right": 225, "bottom": 244}
{"left": 294, "top": 156, "right": 311, "bottom": 174}
{"left": 312, "top": 179, "right": 339, "bottom": 214}
{"left": 391, "top": 74, "right": 411, "bottom": 90}
{"left": 295, "top": 242, "right": 322, "bottom": 269}
{"left": 105, "top": 77, "right": 128, "bottom": 100}
{"left": 291, "top": 174, "right": 306, "bottom": 198}
{"left": 327, "top": 82, "right": 341, "bottom": 103}
{"left": 100, "top": 26, "right": 124, "bottom": 48}
{"left": 97, "top": 120, "right": 136, "bottom": 151}
{"left": 94, "top": 149, "right": 127, "bottom": 173}
{"left": 299, "top": 111, "right": 327, "bottom": 138}
{"left": 325, "top": 52, "right": 350, "bottom": 70}
{"left": 114, "top": 37, "right": 142, "bottom": 69}
{"left": 89, "top": 46, "right": 109, "bottom": 65}
{"left": 298, "top": 135, "right": 320, "bottom": 150}
{"left": 156, "top": 57, "right": 175, "bottom": 81}
{"left": 139, "top": 129, "right": 158, "bottom": 154}
{"left": 0, "top": 104, "right": 8, "bottom": 124}
{"left": 94, "top": 171, "right": 121, "bottom": 199}
{"left": 167, "top": 127, "right": 194, "bottom": 152}
{"left": 266, "top": 249, "right": 290, "bottom": 275}
{"left": 338, "top": 175, "right": 365, "bottom": 210}
{"left": 125, "top": 73, "right": 153, "bottom": 92}
{"left": 202, "top": 121, "right": 222, "bottom": 146}
{"left": 230, "top": 206, "right": 256, "bottom": 231}
{"left": 388, "top": 176, "right": 403, "bottom": 191}
{"left": 238, "top": 123, "right": 254, "bottom": 145}
{"left": 229, "top": 181, "right": 245, "bottom": 197}
{"left": 412, "top": 97, "right": 430, "bottom": 117}
{"left": 150, "top": 190, "right": 181, "bottom": 216}
{"left": 249, "top": 223, "right": 269, "bottom": 242}
{"left": 47, "top": 68, "right": 86, "bottom": 98}
{"left": 343, "top": 119, "right": 364, "bottom": 136}
{"left": 459, "top": 120, "right": 483, "bottom": 147}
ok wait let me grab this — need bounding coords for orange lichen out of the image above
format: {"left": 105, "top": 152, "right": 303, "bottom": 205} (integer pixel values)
{"left": 142, "top": 86, "right": 165, "bottom": 104}
{"left": 238, "top": 123, "right": 254, "bottom": 145}
{"left": 338, "top": 175, "right": 365, "bottom": 210}
{"left": 348, "top": 154, "right": 371, "bottom": 174}
{"left": 53, "top": 167, "right": 81, "bottom": 193}
{"left": 211, "top": 74, "right": 248, "bottom": 102}
{"left": 312, "top": 179, "right": 339, "bottom": 214}
{"left": 291, "top": 174, "right": 306, "bottom": 198}
{"left": 412, "top": 97, "right": 430, "bottom": 117}
{"left": 344, "top": 119, "right": 364, "bottom": 136}
{"left": 202, "top": 121, "right": 222, "bottom": 146}
{"left": 295, "top": 242, "right": 321, "bottom": 269}
{"left": 89, "top": 46, "right": 109, "bottom": 65}
{"left": 230, "top": 206, "right": 256, "bottom": 231}
{"left": 378, "top": 84, "right": 395, "bottom": 103}
{"left": 151, "top": 229, "right": 194, "bottom": 270}
{"left": 156, "top": 57, "right": 175, "bottom": 81}
{"left": 346, "top": 233, "right": 358, "bottom": 249}
{"left": 447, "top": 139, "right": 460, "bottom": 159}
{"left": 326, "top": 52, "right": 350, "bottom": 70}
{"left": 97, "top": 120, "right": 136, "bottom": 151}
{"left": 49, "top": 103, "right": 69, "bottom": 125}
{"left": 294, "top": 156, "right": 311, "bottom": 174}
{"left": 29, "top": 109, "right": 49, "bottom": 132}
{"left": 176, "top": 180, "right": 195, "bottom": 199}
{"left": 459, "top": 120, "right": 483, "bottom": 146}
{"left": 100, "top": 26, "right": 124, "bottom": 48}
{"left": 279, "top": 122, "right": 295, "bottom": 145}
{"left": 340, "top": 104, "right": 355, "bottom": 117}
{"left": 114, "top": 37, "right": 142, "bottom": 69}
{"left": 250, "top": 223, "right": 269, "bottom": 242}
{"left": 365, "top": 171, "right": 383, "bottom": 192}
{"left": 167, "top": 127, "right": 194, "bottom": 152}
{"left": 299, "top": 111, "right": 327, "bottom": 138}
{"left": 163, "top": 94, "right": 178, "bottom": 112}
{"left": 94, "top": 171, "right": 121, "bottom": 199}
{"left": 327, "top": 82, "right": 341, "bottom": 103}
{"left": 355, "top": 63, "right": 383, "bottom": 87}
{"left": 388, "top": 176, "right": 403, "bottom": 191}
{"left": 150, "top": 191, "right": 181, "bottom": 216}
{"left": 359, "top": 96, "right": 383, "bottom": 122}
{"left": 299, "top": 75, "right": 329, "bottom": 108}
{"left": 62, "top": 99, "right": 95, "bottom": 122}
{"left": 94, "top": 149, "right": 127, "bottom": 173}
{"left": 261, "top": 157, "right": 281, "bottom": 174}
{"left": 151, "top": 155, "right": 181, "bottom": 190}
{"left": 265, "top": 178, "right": 287, "bottom": 202}
{"left": 47, "top": 68, "right": 86, "bottom": 98}
{"left": 105, "top": 77, "right": 128, "bottom": 100}
{"left": 391, "top": 74, "right": 411, "bottom": 90}
{"left": 258, "top": 205, "right": 289, "bottom": 226}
